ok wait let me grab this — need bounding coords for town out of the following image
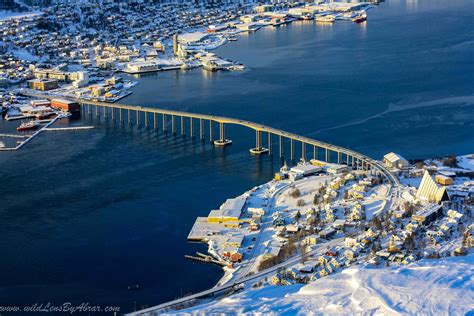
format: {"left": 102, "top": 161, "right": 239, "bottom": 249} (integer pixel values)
{"left": 186, "top": 152, "right": 473, "bottom": 293}
{"left": 1, "top": 0, "right": 374, "bottom": 100}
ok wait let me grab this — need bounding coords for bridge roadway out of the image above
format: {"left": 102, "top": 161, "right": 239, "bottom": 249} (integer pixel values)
{"left": 20, "top": 91, "right": 399, "bottom": 187}
{"left": 127, "top": 237, "right": 345, "bottom": 316}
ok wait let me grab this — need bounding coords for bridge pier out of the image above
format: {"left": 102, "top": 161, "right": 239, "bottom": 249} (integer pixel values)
{"left": 136, "top": 110, "right": 140, "bottom": 128}
{"left": 181, "top": 116, "right": 185, "bottom": 137}
{"left": 190, "top": 118, "right": 194, "bottom": 138}
{"left": 337, "top": 151, "right": 341, "bottom": 164}
{"left": 199, "top": 119, "right": 204, "bottom": 141}
{"left": 313, "top": 145, "right": 317, "bottom": 160}
{"left": 162, "top": 114, "right": 167, "bottom": 133}
{"left": 268, "top": 132, "right": 272, "bottom": 155}
{"left": 127, "top": 109, "right": 131, "bottom": 126}
{"left": 290, "top": 139, "right": 294, "bottom": 163}
{"left": 302, "top": 142, "right": 306, "bottom": 161}
{"left": 214, "top": 122, "right": 232, "bottom": 147}
{"left": 279, "top": 135, "right": 283, "bottom": 159}
{"left": 209, "top": 120, "right": 213, "bottom": 144}
{"left": 250, "top": 130, "right": 268, "bottom": 155}
{"left": 171, "top": 115, "right": 176, "bottom": 134}
{"left": 153, "top": 113, "right": 157, "bottom": 130}
{"left": 325, "top": 148, "right": 329, "bottom": 162}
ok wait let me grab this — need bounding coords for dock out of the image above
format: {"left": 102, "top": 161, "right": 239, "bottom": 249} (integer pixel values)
{"left": 185, "top": 252, "right": 227, "bottom": 267}
{"left": 43, "top": 126, "right": 94, "bottom": 131}
{"left": 0, "top": 115, "right": 66, "bottom": 151}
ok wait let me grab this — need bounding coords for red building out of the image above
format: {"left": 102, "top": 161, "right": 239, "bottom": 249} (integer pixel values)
{"left": 50, "top": 99, "right": 80, "bottom": 112}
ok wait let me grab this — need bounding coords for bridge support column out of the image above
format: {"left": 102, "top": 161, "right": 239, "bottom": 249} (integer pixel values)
{"left": 302, "top": 142, "right": 306, "bottom": 161}
{"left": 290, "top": 139, "right": 294, "bottom": 162}
{"left": 214, "top": 123, "right": 232, "bottom": 147}
{"left": 128, "top": 109, "right": 131, "bottom": 126}
{"left": 250, "top": 130, "right": 268, "bottom": 155}
{"left": 337, "top": 152, "right": 341, "bottom": 164}
{"left": 171, "top": 115, "right": 176, "bottom": 134}
{"left": 200, "top": 119, "right": 204, "bottom": 141}
{"left": 209, "top": 121, "right": 213, "bottom": 143}
{"left": 279, "top": 136, "right": 283, "bottom": 159}
{"left": 145, "top": 112, "right": 149, "bottom": 129}
{"left": 136, "top": 110, "right": 140, "bottom": 127}
{"left": 153, "top": 113, "right": 157, "bottom": 129}
{"left": 325, "top": 148, "right": 329, "bottom": 162}
{"left": 268, "top": 132, "right": 272, "bottom": 155}
{"left": 119, "top": 109, "right": 123, "bottom": 124}
{"left": 181, "top": 116, "right": 185, "bottom": 136}
{"left": 162, "top": 114, "right": 166, "bottom": 133}
{"left": 313, "top": 145, "right": 317, "bottom": 160}
{"left": 190, "top": 118, "right": 194, "bottom": 138}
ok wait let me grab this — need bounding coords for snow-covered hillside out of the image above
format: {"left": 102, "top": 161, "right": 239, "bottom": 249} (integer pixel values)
{"left": 176, "top": 254, "right": 474, "bottom": 315}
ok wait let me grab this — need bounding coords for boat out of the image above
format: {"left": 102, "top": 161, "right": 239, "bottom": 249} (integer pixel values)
{"left": 228, "top": 36, "right": 238, "bottom": 41}
{"left": 315, "top": 15, "right": 336, "bottom": 23}
{"left": 16, "top": 121, "right": 40, "bottom": 131}
{"left": 301, "top": 13, "right": 314, "bottom": 21}
{"left": 202, "top": 60, "right": 220, "bottom": 72}
{"left": 352, "top": 12, "right": 367, "bottom": 23}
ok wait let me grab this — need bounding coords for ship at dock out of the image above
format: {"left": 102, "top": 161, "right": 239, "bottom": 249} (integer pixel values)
{"left": 16, "top": 121, "right": 40, "bottom": 132}
{"left": 315, "top": 15, "right": 336, "bottom": 23}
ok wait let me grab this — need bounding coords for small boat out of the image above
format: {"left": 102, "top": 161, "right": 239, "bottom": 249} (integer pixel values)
{"left": 315, "top": 15, "right": 336, "bottom": 23}
{"left": 228, "top": 36, "right": 238, "bottom": 41}
{"left": 301, "top": 13, "right": 314, "bottom": 20}
{"left": 352, "top": 12, "right": 367, "bottom": 23}
{"left": 16, "top": 121, "right": 40, "bottom": 131}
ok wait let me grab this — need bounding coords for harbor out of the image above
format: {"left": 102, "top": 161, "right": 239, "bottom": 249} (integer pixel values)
{"left": 1, "top": 0, "right": 473, "bottom": 313}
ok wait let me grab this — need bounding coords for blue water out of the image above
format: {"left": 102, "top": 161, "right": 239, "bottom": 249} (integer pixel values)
{"left": 1, "top": 0, "right": 473, "bottom": 313}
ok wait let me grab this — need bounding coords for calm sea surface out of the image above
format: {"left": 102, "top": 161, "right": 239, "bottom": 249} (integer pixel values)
{"left": 0, "top": 0, "right": 473, "bottom": 313}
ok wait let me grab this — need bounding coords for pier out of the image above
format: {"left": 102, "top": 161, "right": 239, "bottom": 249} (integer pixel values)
{"left": 19, "top": 91, "right": 399, "bottom": 187}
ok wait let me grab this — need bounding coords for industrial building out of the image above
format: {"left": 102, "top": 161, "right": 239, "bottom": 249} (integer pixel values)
{"left": 51, "top": 99, "right": 80, "bottom": 112}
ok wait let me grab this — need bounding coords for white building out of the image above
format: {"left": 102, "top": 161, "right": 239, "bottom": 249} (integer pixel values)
{"left": 383, "top": 152, "right": 409, "bottom": 169}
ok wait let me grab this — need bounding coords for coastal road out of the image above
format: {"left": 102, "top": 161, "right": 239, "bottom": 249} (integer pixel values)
{"left": 127, "top": 237, "right": 345, "bottom": 316}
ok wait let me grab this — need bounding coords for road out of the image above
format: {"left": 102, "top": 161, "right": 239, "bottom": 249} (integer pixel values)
{"left": 127, "top": 237, "right": 345, "bottom": 315}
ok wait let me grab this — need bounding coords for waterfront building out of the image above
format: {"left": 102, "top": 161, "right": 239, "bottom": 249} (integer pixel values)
{"left": 383, "top": 152, "right": 409, "bottom": 169}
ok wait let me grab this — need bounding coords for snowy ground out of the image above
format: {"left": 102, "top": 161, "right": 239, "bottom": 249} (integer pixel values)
{"left": 0, "top": 11, "right": 42, "bottom": 21}
{"left": 175, "top": 254, "right": 474, "bottom": 315}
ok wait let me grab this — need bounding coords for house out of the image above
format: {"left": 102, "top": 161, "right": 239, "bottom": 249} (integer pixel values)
{"left": 344, "top": 249, "right": 355, "bottom": 261}
{"left": 286, "top": 224, "right": 300, "bottom": 234}
{"left": 383, "top": 152, "right": 409, "bottom": 169}
{"left": 436, "top": 174, "right": 454, "bottom": 186}
{"left": 319, "top": 255, "right": 329, "bottom": 265}
{"left": 304, "top": 234, "right": 319, "bottom": 246}
{"left": 229, "top": 251, "right": 243, "bottom": 263}
{"left": 345, "top": 237, "right": 358, "bottom": 248}
{"left": 319, "top": 227, "right": 336, "bottom": 239}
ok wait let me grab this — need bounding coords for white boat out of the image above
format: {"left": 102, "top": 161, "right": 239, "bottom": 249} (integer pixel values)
{"left": 315, "top": 15, "right": 336, "bottom": 23}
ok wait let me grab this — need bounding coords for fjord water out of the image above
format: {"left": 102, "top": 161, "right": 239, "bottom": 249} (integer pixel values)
{"left": 1, "top": 0, "right": 473, "bottom": 312}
